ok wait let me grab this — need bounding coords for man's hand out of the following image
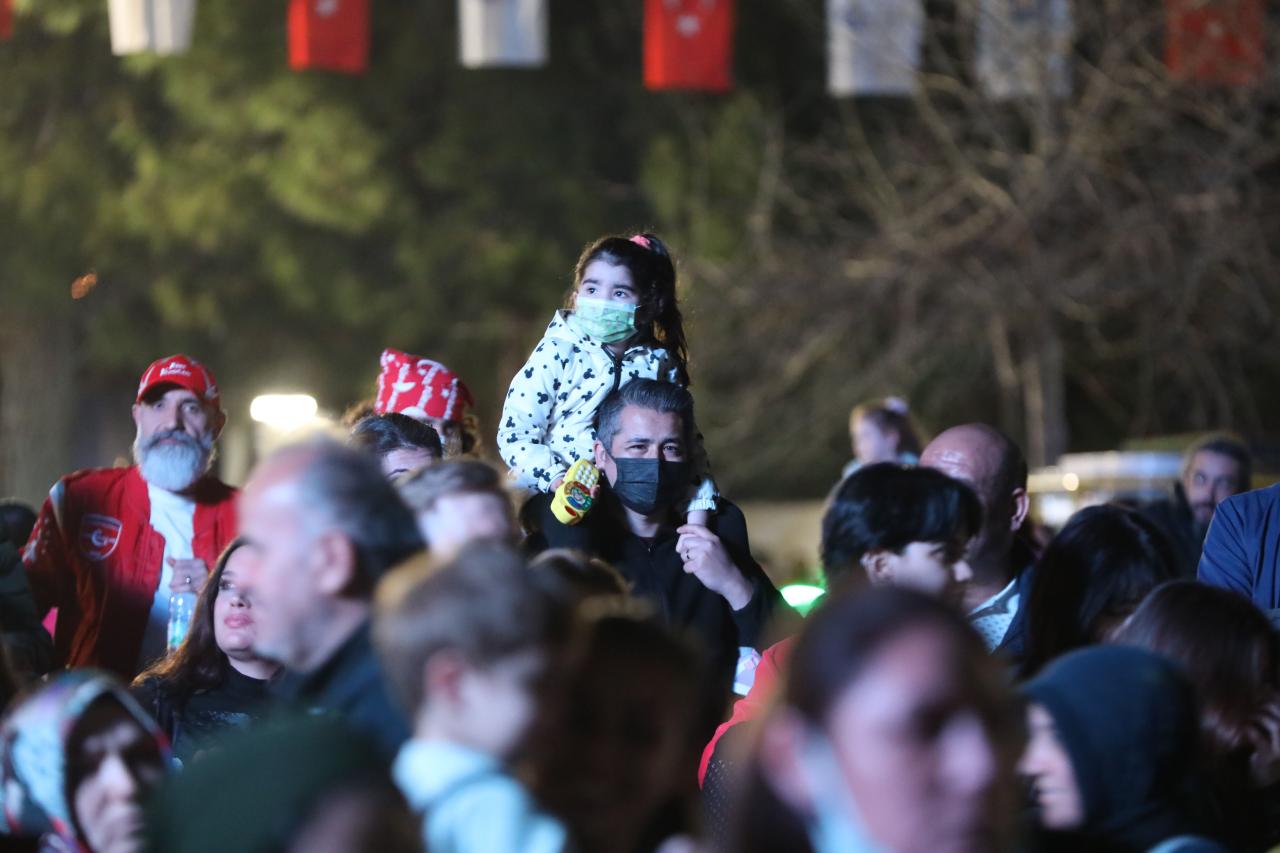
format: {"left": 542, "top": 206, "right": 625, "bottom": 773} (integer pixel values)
{"left": 167, "top": 557, "right": 209, "bottom": 594}
{"left": 676, "top": 524, "right": 753, "bottom": 610}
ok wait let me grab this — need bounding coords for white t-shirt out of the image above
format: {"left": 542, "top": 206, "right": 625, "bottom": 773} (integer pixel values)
{"left": 135, "top": 484, "right": 196, "bottom": 669}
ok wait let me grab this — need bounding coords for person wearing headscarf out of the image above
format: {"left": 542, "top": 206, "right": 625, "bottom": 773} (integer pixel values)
{"left": 0, "top": 670, "right": 169, "bottom": 853}
{"left": 1020, "top": 645, "right": 1228, "bottom": 852}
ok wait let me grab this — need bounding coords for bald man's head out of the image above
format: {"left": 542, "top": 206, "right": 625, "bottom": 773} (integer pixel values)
{"left": 921, "top": 424, "right": 1029, "bottom": 575}
{"left": 921, "top": 425, "right": 1025, "bottom": 506}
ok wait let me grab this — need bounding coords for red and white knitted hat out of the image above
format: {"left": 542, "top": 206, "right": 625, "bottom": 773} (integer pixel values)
{"left": 136, "top": 354, "right": 221, "bottom": 410}
{"left": 374, "top": 349, "right": 474, "bottom": 421}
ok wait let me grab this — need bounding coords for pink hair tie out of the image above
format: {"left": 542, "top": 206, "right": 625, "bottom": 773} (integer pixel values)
{"left": 629, "top": 234, "right": 652, "bottom": 250}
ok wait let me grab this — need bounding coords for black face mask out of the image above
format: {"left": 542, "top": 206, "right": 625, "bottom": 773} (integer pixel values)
{"left": 608, "top": 456, "right": 691, "bottom": 516}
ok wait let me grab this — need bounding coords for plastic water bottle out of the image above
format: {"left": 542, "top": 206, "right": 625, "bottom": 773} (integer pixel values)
{"left": 733, "top": 646, "right": 762, "bottom": 696}
{"left": 167, "top": 591, "right": 197, "bottom": 652}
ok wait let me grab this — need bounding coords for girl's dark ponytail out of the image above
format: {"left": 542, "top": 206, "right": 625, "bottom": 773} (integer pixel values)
{"left": 632, "top": 233, "right": 690, "bottom": 386}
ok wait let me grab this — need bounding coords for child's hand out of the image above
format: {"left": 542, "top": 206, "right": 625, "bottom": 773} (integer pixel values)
{"left": 551, "top": 475, "right": 601, "bottom": 498}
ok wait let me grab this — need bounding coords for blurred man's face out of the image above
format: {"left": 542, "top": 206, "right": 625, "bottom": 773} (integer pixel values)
{"left": 235, "top": 465, "right": 325, "bottom": 670}
{"left": 1182, "top": 451, "right": 1244, "bottom": 527}
{"left": 68, "top": 701, "right": 165, "bottom": 853}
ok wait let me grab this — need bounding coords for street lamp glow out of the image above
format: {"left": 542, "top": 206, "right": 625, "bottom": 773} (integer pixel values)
{"left": 250, "top": 394, "right": 318, "bottom": 432}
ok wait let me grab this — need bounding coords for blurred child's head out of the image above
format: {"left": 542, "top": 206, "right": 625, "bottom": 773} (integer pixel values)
{"left": 374, "top": 542, "right": 573, "bottom": 761}
{"left": 568, "top": 233, "right": 689, "bottom": 381}
{"left": 396, "top": 460, "right": 517, "bottom": 557}
{"left": 530, "top": 548, "right": 630, "bottom": 601}
{"left": 531, "top": 603, "right": 709, "bottom": 852}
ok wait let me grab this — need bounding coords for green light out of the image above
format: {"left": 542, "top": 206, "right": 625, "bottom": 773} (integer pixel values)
{"left": 780, "top": 583, "right": 826, "bottom": 615}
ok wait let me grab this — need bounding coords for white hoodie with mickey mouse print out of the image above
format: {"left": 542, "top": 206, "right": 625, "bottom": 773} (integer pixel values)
{"left": 498, "top": 310, "right": 716, "bottom": 510}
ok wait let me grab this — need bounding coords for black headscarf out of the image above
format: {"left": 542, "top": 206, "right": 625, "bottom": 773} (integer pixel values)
{"left": 1023, "top": 645, "right": 1220, "bottom": 853}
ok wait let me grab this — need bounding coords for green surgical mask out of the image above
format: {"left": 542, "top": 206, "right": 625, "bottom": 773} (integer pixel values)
{"left": 569, "top": 296, "right": 637, "bottom": 344}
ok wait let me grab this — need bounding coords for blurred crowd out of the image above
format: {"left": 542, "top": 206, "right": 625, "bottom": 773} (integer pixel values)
{"left": 1, "top": 233, "right": 1277, "bottom": 853}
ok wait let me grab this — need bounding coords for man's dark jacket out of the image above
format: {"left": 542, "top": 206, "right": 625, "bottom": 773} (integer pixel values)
{"left": 1142, "top": 483, "right": 1204, "bottom": 577}
{"left": 272, "top": 619, "right": 409, "bottom": 761}
{"left": 528, "top": 490, "right": 781, "bottom": 693}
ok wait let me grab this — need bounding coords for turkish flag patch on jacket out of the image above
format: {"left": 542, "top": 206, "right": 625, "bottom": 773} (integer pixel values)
{"left": 644, "top": 0, "right": 734, "bottom": 92}
{"left": 1165, "top": 0, "right": 1264, "bottom": 86}
{"left": 289, "top": 0, "right": 370, "bottom": 74}
{"left": 79, "top": 515, "right": 124, "bottom": 562}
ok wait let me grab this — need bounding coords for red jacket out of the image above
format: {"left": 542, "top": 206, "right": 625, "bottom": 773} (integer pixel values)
{"left": 22, "top": 466, "right": 237, "bottom": 679}
{"left": 698, "top": 636, "right": 794, "bottom": 786}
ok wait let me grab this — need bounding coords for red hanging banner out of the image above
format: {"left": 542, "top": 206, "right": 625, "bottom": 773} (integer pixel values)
{"left": 1165, "top": 0, "right": 1264, "bottom": 86}
{"left": 644, "top": 0, "right": 734, "bottom": 92}
{"left": 288, "top": 0, "right": 369, "bottom": 74}
{"left": 1, "top": 0, "right": 13, "bottom": 40}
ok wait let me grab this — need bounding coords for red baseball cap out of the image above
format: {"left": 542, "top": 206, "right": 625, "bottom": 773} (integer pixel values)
{"left": 136, "top": 354, "right": 221, "bottom": 410}
{"left": 374, "top": 349, "right": 474, "bottom": 421}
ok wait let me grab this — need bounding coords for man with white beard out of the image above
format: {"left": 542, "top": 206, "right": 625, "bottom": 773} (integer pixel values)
{"left": 22, "top": 355, "right": 238, "bottom": 679}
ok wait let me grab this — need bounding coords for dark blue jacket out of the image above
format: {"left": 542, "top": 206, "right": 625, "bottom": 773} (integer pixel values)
{"left": 1197, "top": 483, "right": 1280, "bottom": 608}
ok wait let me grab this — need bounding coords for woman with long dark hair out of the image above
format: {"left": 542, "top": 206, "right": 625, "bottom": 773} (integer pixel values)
{"left": 1020, "top": 505, "right": 1177, "bottom": 678}
{"left": 132, "top": 539, "right": 278, "bottom": 765}
{"left": 1115, "top": 580, "right": 1280, "bottom": 850}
